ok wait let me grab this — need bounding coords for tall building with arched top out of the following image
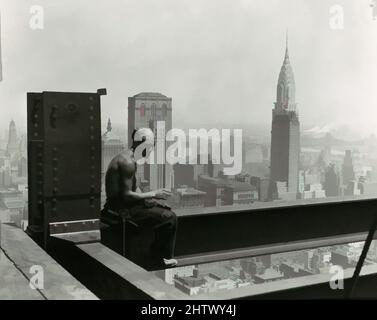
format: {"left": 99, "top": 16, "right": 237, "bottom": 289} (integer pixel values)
{"left": 128, "top": 92, "right": 174, "bottom": 190}
{"left": 270, "top": 35, "right": 300, "bottom": 198}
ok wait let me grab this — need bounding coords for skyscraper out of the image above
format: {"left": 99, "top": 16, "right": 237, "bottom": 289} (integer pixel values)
{"left": 324, "top": 163, "right": 341, "bottom": 197}
{"left": 6, "top": 120, "right": 18, "bottom": 158}
{"left": 342, "top": 150, "right": 355, "bottom": 186}
{"left": 128, "top": 92, "right": 173, "bottom": 190}
{"left": 269, "top": 34, "right": 300, "bottom": 198}
{"left": 102, "top": 118, "right": 124, "bottom": 177}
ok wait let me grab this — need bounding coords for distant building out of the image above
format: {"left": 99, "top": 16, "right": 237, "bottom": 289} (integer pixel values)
{"left": 0, "top": 189, "right": 24, "bottom": 212}
{"left": 223, "top": 181, "right": 256, "bottom": 205}
{"left": 237, "top": 175, "right": 270, "bottom": 202}
{"left": 174, "top": 276, "right": 206, "bottom": 296}
{"left": 279, "top": 262, "right": 312, "bottom": 278}
{"left": 128, "top": 92, "right": 173, "bottom": 190}
{"left": 174, "top": 187, "right": 206, "bottom": 208}
{"left": 253, "top": 267, "right": 284, "bottom": 284}
{"left": 18, "top": 156, "right": 27, "bottom": 177}
{"left": 269, "top": 35, "right": 300, "bottom": 198}
{"left": 331, "top": 246, "right": 357, "bottom": 268}
{"left": 298, "top": 182, "right": 326, "bottom": 200}
{"left": 102, "top": 118, "right": 124, "bottom": 177}
{"left": 6, "top": 120, "right": 18, "bottom": 158}
{"left": 198, "top": 175, "right": 255, "bottom": 207}
{"left": 358, "top": 181, "right": 377, "bottom": 195}
{"left": 342, "top": 150, "right": 355, "bottom": 187}
{"left": 156, "top": 265, "right": 195, "bottom": 285}
{"left": 344, "top": 180, "right": 361, "bottom": 196}
{"left": 198, "top": 175, "right": 229, "bottom": 207}
{"left": 324, "top": 163, "right": 341, "bottom": 197}
{"left": 274, "top": 181, "right": 297, "bottom": 201}
{"left": 174, "top": 164, "right": 195, "bottom": 188}
{"left": 0, "top": 166, "right": 12, "bottom": 189}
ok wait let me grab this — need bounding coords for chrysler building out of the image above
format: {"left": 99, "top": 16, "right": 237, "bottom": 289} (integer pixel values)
{"left": 270, "top": 34, "right": 300, "bottom": 197}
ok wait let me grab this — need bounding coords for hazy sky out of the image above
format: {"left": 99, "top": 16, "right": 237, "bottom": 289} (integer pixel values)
{"left": 0, "top": 0, "right": 376, "bottom": 139}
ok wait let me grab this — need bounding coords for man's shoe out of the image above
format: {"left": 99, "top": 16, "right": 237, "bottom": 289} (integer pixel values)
{"left": 163, "top": 258, "right": 178, "bottom": 267}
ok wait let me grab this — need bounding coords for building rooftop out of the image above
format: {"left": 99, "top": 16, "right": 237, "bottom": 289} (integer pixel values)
{"left": 226, "top": 181, "right": 256, "bottom": 192}
{"left": 3, "top": 198, "right": 24, "bottom": 210}
{"left": 199, "top": 175, "right": 255, "bottom": 192}
{"left": 133, "top": 92, "right": 170, "bottom": 99}
{"left": 255, "top": 268, "right": 284, "bottom": 281}
{"left": 176, "top": 188, "right": 206, "bottom": 196}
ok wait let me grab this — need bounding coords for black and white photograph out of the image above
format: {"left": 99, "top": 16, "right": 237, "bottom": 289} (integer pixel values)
{"left": 1, "top": 0, "right": 377, "bottom": 312}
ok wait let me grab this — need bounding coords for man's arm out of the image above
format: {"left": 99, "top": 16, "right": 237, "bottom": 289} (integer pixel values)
{"left": 106, "top": 152, "right": 171, "bottom": 203}
{"left": 123, "top": 189, "right": 171, "bottom": 202}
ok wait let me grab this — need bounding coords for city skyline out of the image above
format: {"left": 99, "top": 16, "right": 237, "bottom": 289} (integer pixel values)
{"left": 2, "top": 0, "right": 377, "bottom": 302}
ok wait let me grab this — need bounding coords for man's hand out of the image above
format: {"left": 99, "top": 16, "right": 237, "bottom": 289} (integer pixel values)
{"left": 153, "top": 188, "right": 172, "bottom": 200}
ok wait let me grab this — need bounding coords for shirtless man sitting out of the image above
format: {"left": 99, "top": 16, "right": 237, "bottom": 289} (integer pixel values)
{"left": 103, "top": 128, "right": 178, "bottom": 267}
